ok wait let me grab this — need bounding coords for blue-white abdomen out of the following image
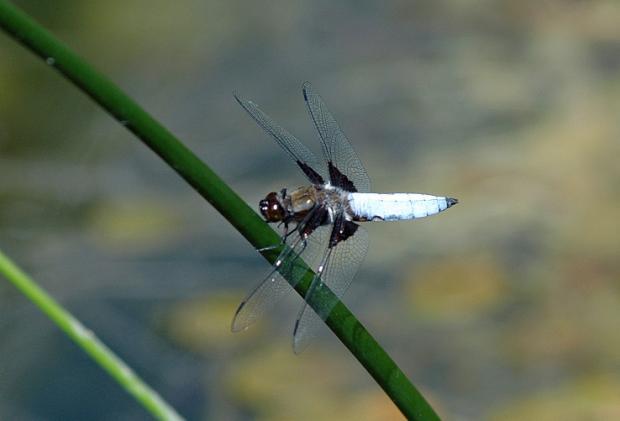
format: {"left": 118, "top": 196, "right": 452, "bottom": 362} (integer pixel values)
{"left": 347, "top": 192, "right": 457, "bottom": 222}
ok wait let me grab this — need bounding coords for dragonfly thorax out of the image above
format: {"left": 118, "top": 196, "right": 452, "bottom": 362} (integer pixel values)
{"left": 291, "top": 184, "right": 353, "bottom": 224}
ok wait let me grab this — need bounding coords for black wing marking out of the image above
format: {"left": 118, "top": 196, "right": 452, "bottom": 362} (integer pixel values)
{"left": 292, "top": 222, "right": 369, "bottom": 353}
{"left": 328, "top": 213, "right": 359, "bottom": 248}
{"left": 302, "top": 82, "right": 371, "bottom": 193}
{"left": 234, "top": 92, "right": 326, "bottom": 185}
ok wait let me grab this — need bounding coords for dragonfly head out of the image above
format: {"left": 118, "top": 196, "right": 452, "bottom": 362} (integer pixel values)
{"left": 259, "top": 192, "right": 285, "bottom": 222}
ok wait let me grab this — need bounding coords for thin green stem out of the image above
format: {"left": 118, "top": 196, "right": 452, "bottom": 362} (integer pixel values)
{"left": 0, "top": 250, "right": 184, "bottom": 421}
{"left": 0, "top": 1, "right": 440, "bottom": 419}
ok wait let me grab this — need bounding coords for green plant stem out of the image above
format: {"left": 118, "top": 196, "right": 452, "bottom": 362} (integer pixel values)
{"left": 0, "top": 250, "right": 184, "bottom": 421}
{"left": 0, "top": 1, "right": 440, "bottom": 419}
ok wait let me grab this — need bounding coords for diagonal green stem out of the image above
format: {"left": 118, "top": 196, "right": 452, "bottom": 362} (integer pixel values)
{"left": 0, "top": 1, "right": 440, "bottom": 419}
{"left": 0, "top": 250, "right": 184, "bottom": 421}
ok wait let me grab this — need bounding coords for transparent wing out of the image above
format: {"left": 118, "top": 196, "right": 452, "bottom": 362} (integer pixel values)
{"left": 231, "top": 224, "right": 331, "bottom": 332}
{"left": 302, "top": 82, "right": 371, "bottom": 193}
{"left": 234, "top": 92, "right": 327, "bottom": 185}
{"left": 292, "top": 225, "right": 369, "bottom": 353}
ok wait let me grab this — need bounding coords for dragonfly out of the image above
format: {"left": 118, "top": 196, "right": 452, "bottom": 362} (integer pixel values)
{"left": 232, "top": 82, "right": 458, "bottom": 353}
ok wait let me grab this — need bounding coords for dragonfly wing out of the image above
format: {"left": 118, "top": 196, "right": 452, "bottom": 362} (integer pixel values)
{"left": 231, "top": 223, "right": 331, "bottom": 332}
{"left": 234, "top": 92, "right": 327, "bottom": 185}
{"left": 302, "top": 82, "right": 371, "bottom": 193}
{"left": 231, "top": 234, "right": 304, "bottom": 332}
{"left": 292, "top": 224, "right": 369, "bottom": 353}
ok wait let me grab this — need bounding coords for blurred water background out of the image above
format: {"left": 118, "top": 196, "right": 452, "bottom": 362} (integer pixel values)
{"left": 1, "top": 1, "right": 619, "bottom": 419}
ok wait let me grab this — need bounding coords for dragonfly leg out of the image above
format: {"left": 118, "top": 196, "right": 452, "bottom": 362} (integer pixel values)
{"left": 291, "top": 236, "right": 309, "bottom": 264}
{"left": 257, "top": 221, "right": 293, "bottom": 252}
{"left": 276, "top": 209, "right": 315, "bottom": 263}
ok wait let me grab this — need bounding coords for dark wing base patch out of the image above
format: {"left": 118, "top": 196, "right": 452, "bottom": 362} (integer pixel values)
{"left": 298, "top": 161, "right": 325, "bottom": 186}
{"left": 328, "top": 161, "right": 357, "bottom": 192}
{"left": 329, "top": 213, "right": 359, "bottom": 248}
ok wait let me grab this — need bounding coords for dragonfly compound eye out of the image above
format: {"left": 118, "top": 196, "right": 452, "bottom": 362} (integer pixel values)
{"left": 259, "top": 192, "right": 285, "bottom": 222}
